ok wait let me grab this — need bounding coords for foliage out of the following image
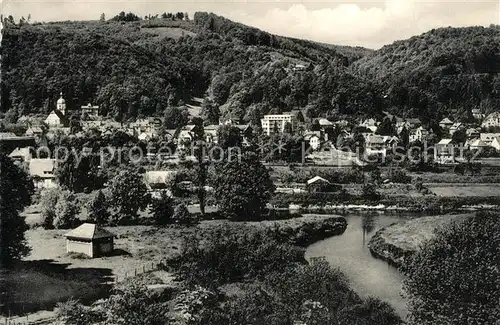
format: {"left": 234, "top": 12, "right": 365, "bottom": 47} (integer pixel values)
{"left": 40, "top": 187, "right": 62, "bottom": 229}
{"left": 56, "top": 299, "right": 104, "bottom": 325}
{"left": 402, "top": 212, "right": 500, "bottom": 325}
{"left": 172, "top": 224, "right": 305, "bottom": 287}
{"left": 103, "top": 283, "right": 168, "bottom": 325}
{"left": 149, "top": 191, "right": 174, "bottom": 225}
{"left": 56, "top": 283, "right": 168, "bottom": 325}
{"left": 108, "top": 169, "right": 150, "bottom": 224}
{"left": 212, "top": 152, "right": 275, "bottom": 220}
{"left": 55, "top": 150, "right": 104, "bottom": 192}
{"left": 172, "top": 203, "right": 197, "bottom": 225}
{"left": 0, "top": 153, "right": 33, "bottom": 266}
{"left": 86, "top": 190, "right": 110, "bottom": 225}
{"left": 352, "top": 26, "right": 500, "bottom": 123}
{"left": 361, "top": 183, "right": 380, "bottom": 201}
{"left": 53, "top": 190, "right": 80, "bottom": 229}
{"left": 217, "top": 125, "right": 243, "bottom": 150}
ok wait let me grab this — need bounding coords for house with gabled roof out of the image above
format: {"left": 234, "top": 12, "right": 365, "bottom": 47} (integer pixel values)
{"left": 65, "top": 223, "right": 115, "bottom": 258}
{"left": 435, "top": 139, "right": 455, "bottom": 163}
{"left": 29, "top": 158, "right": 57, "bottom": 189}
{"left": 439, "top": 118, "right": 454, "bottom": 130}
{"left": 481, "top": 112, "right": 500, "bottom": 128}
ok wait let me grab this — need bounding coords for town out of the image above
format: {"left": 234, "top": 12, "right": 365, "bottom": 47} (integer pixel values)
{"left": 0, "top": 9, "right": 499, "bottom": 325}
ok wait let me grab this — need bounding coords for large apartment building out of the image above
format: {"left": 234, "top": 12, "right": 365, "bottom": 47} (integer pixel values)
{"left": 261, "top": 113, "right": 298, "bottom": 136}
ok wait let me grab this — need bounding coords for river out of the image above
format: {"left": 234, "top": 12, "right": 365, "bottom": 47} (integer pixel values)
{"left": 305, "top": 212, "right": 411, "bottom": 320}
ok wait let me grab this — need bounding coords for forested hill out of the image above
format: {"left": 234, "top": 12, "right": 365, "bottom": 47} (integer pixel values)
{"left": 2, "top": 13, "right": 500, "bottom": 124}
{"left": 350, "top": 26, "right": 500, "bottom": 121}
{"left": 0, "top": 12, "right": 372, "bottom": 122}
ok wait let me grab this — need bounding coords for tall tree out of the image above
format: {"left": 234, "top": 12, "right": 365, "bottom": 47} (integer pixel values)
{"left": 212, "top": 152, "right": 275, "bottom": 220}
{"left": 53, "top": 190, "right": 79, "bottom": 229}
{"left": 109, "top": 169, "right": 150, "bottom": 225}
{"left": 149, "top": 191, "right": 174, "bottom": 225}
{"left": 87, "top": 190, "right": 110, "bottom": 225}
{"left": 0, "top": 154, "right": 34, "bottom": 266}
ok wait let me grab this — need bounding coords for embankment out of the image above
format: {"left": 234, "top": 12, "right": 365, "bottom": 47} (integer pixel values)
{"left": 367, "top": 214, "right": 471, "bottom": 267}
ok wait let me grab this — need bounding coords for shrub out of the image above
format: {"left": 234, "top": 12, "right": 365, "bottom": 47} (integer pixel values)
{"left": 402, "top": 212, "right": 500, "bottom": 325}
{"left": 171, "top": 225, "right": 305, "bottom": 287}
{"left": 171, "top": 203, "right": 197, "bottom": 226}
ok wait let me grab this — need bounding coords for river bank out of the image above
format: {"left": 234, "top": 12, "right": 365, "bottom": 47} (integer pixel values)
{"left": 367, "top": 214, "right": 472, "bottom": 267}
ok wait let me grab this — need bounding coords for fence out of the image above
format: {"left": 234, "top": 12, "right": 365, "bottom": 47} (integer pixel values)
{"left": 114, "top": 259, "right": 168, "bottom": 283}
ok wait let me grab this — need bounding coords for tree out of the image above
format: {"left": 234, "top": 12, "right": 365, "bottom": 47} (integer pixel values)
{"left": 0, "top": 154, "right": 33, "bottom": 266}
{"left": 217, "top": 125, "right": 243, "bottom": 151}
{"left": 55, "top": 150, "right": 103, "bottom": 193}
{"left": 53, "top": 190, "right": 79, "bottom": 229}
{"left": 171, "top": 203, "right": 196, "bottom": 225}
{"left": 108, "top": 169, "right": 150, "bottom": 225}
{"left": 212, "top": 152, "right": 275, "bottom": 220}
{"left": 402, "top": 212, "right": 500, "bottom": 325}
{"left": 201, "top": 98, "right": 220, "bottom": 124}
{"left": 40, "top": 187, "right": 62, "bottom": 229}
{"left": 87, "top": 190, "right": 110, "bottom": 225}
{"left": 149, "top": 192, "right": 174, "bottom": 225}
{"left": 99, "top": 13, "right": 105, "bottom": 22}
{"left": 163, "top": 106, "right": 189, "bottom": 129}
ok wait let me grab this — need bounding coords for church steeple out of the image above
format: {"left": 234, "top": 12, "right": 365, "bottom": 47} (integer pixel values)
{"left": 56, "top": 92, "right": 66, "bottom": 116}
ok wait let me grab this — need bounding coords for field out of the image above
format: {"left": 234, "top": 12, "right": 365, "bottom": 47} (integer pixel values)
{"left": 427, "top": 185, "right": 500, "bottom": 197}
{"left": 5, "top": 215, "right": 341, "bottom": 317}
{"left": 140, "top": 26, "right": 196, "bottom": 39}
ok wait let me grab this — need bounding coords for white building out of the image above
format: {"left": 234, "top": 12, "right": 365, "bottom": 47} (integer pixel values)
{"left": 481, "top": 112, "right": 500, "bottom": 128}
{"left": 29, "top": 159, "right": 58, "bottom": 189}
{"left": 45, "top": 93, "right": 67, "bottom": 127}
{"left": 65, "top": 223, "right": 114, "bottom": 258}
{"left": 409, "top": 126, "right": 429, "bottom": 143}
{"left": 261, "top": 113, "right": 297, "bottom": 136}
{"left": 480, "top": 133, "right": 500, "bottom": 145}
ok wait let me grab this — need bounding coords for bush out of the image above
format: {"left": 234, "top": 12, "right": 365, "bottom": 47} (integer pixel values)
{"left": 171, "top": 225, "right": 305, "bottom": 287}
{"left": 402, "top": 212, "right": 500, "bottom": 325}
{"left": 171, "top": 203, "right": 198, "bottom": 226}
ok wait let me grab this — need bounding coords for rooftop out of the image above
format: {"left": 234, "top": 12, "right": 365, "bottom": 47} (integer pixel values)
{"left": 65, "top": 223, "right": 115, "bottom": 240}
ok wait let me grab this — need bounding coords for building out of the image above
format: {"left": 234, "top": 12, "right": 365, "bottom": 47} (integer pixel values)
{"left": 449, "top": 122, "right": 464, "bottom": 136}
{"left": 365, "top": 134, "right": 387, "bottom": 156}
{"left": 29, "top": 158, "right": 57, "bottom": 189}
{"left": 490, "top": 137, "right": 500, "bottom": 151}
{"left": 435, "top": 139, "right": 455, "bottom": 163}
{"left": 439, "top": 118, "right": 454, "bottom": 130}
{"left": 45, "top": 93, "right": 68, "bottom": 127}
{"left": 81, "top": 103, "right": 100, "bottom": 118}
{"left": 360, "top": 118, "right": 378, "bottom": 133}
{"left": 467, "top": 139, "right": 489, "bottom": 151}
{"left": 65, "top": 223, "right": 114, "bottom": 258}
{"left": 466, "top": 128, "right": 480, "bottom": 139}
{"left": 144, "top": 170, "right": 177, "bottom": 190}
{"left": 480, "top": 133, "right": 500, "bottom": 145}
{"left": 409, "top": 126, "right": 429, "bottom": 143}
{"left": 260, "top": 113, "right": 298, "bottom": 136}
{"left": 25, "top": 126, "right": 43, "bottom": 137}
{"left": 304, "top": 131, "right": 322, "bottom": 150}
{"left": 9, "top": 147, "right": 32, "bottom": 163}
{"left": 471, "top": 108, "right": 484, "bottom": 120}
{"left": 481, "top": 112, "right": 500, "bottom": 128}
{"left": 306, "top": 176, "right": 342, "bottom": 193}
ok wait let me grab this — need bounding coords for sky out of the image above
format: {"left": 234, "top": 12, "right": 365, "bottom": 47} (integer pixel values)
{"left": 1, "top": 0, "right": 499, "bottom": 48}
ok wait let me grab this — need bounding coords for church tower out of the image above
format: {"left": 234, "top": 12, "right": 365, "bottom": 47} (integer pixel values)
{"left": 56, "top": 92, "right": 66, "bottom": 116}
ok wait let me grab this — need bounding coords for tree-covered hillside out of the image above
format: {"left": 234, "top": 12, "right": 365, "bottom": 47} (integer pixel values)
{"left": 2, "top": 13, "right": 500, "bottom": 124}
{"left": 0, "top": 12, "right": 377, "bottom": 122}
{"left": 351, "top": 26, "right": 500, "bottom": 122}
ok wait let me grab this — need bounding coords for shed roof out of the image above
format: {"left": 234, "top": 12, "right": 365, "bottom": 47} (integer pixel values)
{"left": 307, "top": 176, "right": 330, "bottom": 185}
{"left": 65, "top": 223, "right": 114, "bottom": 240}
